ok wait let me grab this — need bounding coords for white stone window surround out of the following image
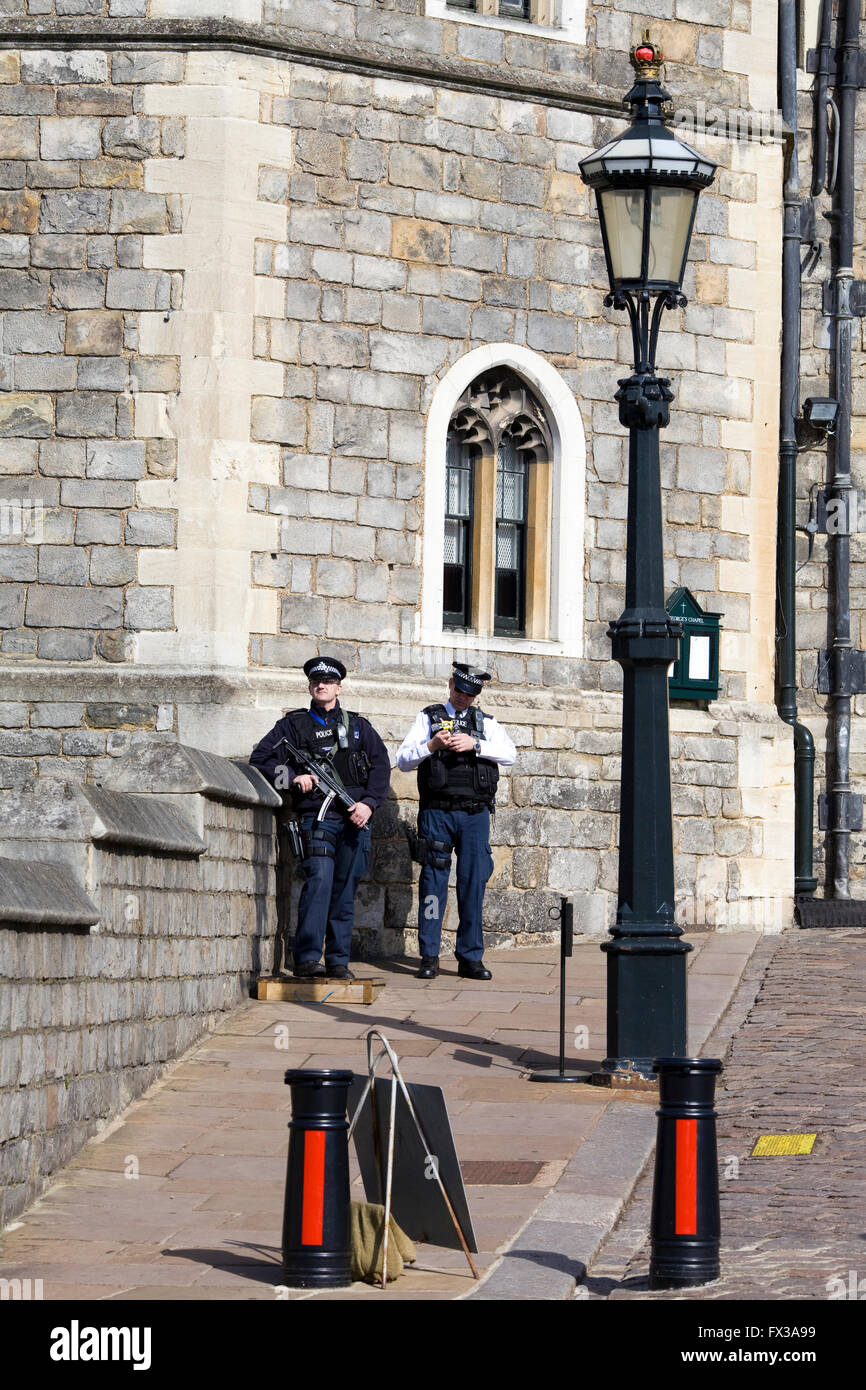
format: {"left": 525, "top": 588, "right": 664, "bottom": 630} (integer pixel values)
{"left": 426, "top": 0, "right": 586, "bottom": 45}
{"left": 420, "top": 342, "right": 586, "bottom": 659}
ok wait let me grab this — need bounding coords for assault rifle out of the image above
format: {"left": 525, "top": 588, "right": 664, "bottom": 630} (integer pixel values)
{"left": 275, "top": 735, "right": 357, "bottom": 822}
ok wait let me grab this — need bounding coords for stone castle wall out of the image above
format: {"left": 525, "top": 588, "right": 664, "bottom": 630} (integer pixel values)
{"left": 0, "top": 742, "right": 279, "bottom": 1226}
{"left": 0, "top": 1, "right": 801, "bottom": 931}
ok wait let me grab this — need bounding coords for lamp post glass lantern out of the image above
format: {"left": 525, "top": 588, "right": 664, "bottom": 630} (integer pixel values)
{"left": 579, "top": 37, "right": 716, "bottom": 1082}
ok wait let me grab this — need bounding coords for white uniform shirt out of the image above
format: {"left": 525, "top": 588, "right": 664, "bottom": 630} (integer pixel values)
{"left": 396, "top": 700, "right": 517, "bottom": 772}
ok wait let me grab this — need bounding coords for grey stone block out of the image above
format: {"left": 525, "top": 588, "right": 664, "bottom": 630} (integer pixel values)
{"left": 129, "top": 357, "right": 177, "bottom": 393}
{"left": 111, "top": 52, "right": 185, "bottom": 83}
{"left": 124, "top": 510, "right": 175, "bottom": 547}
{"left": 527, "top": 312, "right": 576, "bottom": 354}
{"left": 352, "top": 255, "right": 405, "bottom": 291}
{"left": 299, "top": 325, "right": 367, "bottom": 368}
{"left": 344, "top": 210, "right": 392, "bottom": 256}
{"left": 20, "top": 50, "right": 108, "bottom": 85}
{"left": 279, "top": 518, "right": 331, "bottom": 555}
{"left": 251, "top": 398, "right": 306, "bottom": 445}
{"left": 74, "top": 509, "right": 123, "bottom": 544}
{"left": 76, "top": 358, "right": 128, "bottom": 392}
{"left": 0, "top": 544, "right": 33, "bottom": 583}
{"left": 30, "top": 234, "right": 85, "bottom": 269}
{"left": 56, "top": 392, "right": 116, "bottom": 438}
{"left": 0, "top": 271, "right": 50, "bottom": 310}
{"left": 38, "top": 545, "right": 88, "bottom": 585}
{"left": 0, "top": 233, "right": 29, "bottom": 268}
{"left": 30, "top": 703, "right": 83, "bottom": 728}
{"left": 40, "top": 191, "right": 109, "bottom": 234}
{"left": 109, "top": 190, "right": 167, "bottom": 235}
{"left": 115, "top": 234, "right": 142, "bottom": 269}
{"left": 124, "top": 587, "right": 172, "bottom": 630}
{"left": 86, "top": 237, "right": 114, "bottom": 270}
{"left": 101, "top": 116, "right": 161, "bottom": 159}
{"left": 89, "top": 546, "right": 136, "bottom": 585}
{"left": 0, "top": 583, "right": 25, "bottom": 627}
{"left": 0, "top": 857, "right": 99, "bottom": 926}
{"left": 3, "top": 311, "right": 65, "bottom": 354}
{"left": 369, "top": 331, "right": 448, "bottom": 375}
{"left": 450, "top": 227, "right": 503, "bottom": 272}
{"left": 106, "top": 269, "right": 170, "bottom": 311}
{"left": 0, "top": 118, "right": 39, "bottom": 162}
{"left": 0, "top": 727, "right": 61, "bottom": 757}
{"left": 40, "top": 117, "right": 101, "bottom": 161}
{"left": 79, "top": 785, "right": 206, "bottom": 856}
{"left": 102, "top": 738, "right": 281, "bottom": 808}
{"left": 26, "top": 585, "right": 122, "bottom": 629}
{"left": 65, "top": 310, "right": 124, "bottom": 357}
{"left": 50, "top": 270, "right": 106, "bottom": 310}
{"left": 421, "top": 297, "right": 470, "bottom": 337}
{"left": 279, "top": 593, "right": 327, "bottom": 634}
{"left": 14, "top": 357, "right": 77, "bottom": 391}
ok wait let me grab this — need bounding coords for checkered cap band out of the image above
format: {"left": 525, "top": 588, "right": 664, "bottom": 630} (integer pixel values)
{"left": 452, "top": 662, "right": 489, "bottom": 691}
{"left": 305, "top": 659, "right": 345, "bottom": 679}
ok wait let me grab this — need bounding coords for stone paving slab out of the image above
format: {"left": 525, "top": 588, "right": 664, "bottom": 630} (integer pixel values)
{"left": 0, "top": 934, "right": 761, "bottom": 1301}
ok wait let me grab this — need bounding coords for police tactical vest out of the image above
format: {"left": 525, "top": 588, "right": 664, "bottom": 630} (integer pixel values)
{"left": 417, "top": 703, "right": 499, "bottom": 808}
{"left": 287, "top": 707, "right": 370, "bottom": 789}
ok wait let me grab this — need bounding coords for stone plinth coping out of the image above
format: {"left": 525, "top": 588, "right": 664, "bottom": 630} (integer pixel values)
{"left": 80, "top": 786, "right": 207, "bottom": 857}
{"left": 101, "top": 740, "right": 282, "bottom": 809}
{"left": 0, "top": 857, "right": 99, "bottom": 928}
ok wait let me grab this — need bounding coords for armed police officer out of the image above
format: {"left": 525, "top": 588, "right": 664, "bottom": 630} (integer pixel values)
{"left": 397, "top": 663, "right": 516, "bottom": 980}
{"left": 250, "top": 656, "right": 391, "bottom": 980}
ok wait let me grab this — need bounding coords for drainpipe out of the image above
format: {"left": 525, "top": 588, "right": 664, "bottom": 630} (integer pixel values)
{"left": 826, "top": 0, "right": 860, "bottom": 898}
{"left": 777, "top": 0, "right": 817, "bottom": 898}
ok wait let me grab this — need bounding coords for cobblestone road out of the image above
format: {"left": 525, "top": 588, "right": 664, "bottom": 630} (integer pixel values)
{"left": 588, "top": 928, "right": 866, "bottom": 1302}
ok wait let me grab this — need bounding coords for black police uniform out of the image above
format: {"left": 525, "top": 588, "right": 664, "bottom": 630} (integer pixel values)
{"left": 250, "top": 679, "right": 390, "bottom": 974}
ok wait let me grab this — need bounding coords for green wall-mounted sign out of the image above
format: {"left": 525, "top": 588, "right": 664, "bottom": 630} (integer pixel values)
{"left": 666, "top": 587, "right": 722, "bottom": 702}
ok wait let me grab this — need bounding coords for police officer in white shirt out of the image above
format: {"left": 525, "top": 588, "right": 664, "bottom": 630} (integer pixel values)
{"left": 396, "top": 663, "right": 516, "bottom": 979}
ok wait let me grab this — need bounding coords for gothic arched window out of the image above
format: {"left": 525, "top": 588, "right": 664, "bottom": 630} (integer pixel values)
{"left": 444, "top": 369, "right": 552, "bottom": 639}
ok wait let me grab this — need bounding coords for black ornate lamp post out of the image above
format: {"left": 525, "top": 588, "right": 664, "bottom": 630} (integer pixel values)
{"left": 579, "top": 37, "right": 717, "bottom": 1083}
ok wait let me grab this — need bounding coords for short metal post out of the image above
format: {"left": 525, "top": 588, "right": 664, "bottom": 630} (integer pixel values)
{"left": 649, "top": 1056, "right": 722, "bottom": 1289}
{"left": 281, "top": 1068, "right": 353, "bottom": 1288}
{"left": 529, "top": 897, "right": 583, "bottom": 1083}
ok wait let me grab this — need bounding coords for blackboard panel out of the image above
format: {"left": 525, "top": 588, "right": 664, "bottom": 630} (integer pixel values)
{"left": 348, "top": 1076, "right": 478, "bottom": 1254}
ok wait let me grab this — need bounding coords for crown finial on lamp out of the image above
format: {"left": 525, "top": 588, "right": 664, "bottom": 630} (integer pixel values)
{"left": 631, "top": 30, "right": 664, "bottom": 79}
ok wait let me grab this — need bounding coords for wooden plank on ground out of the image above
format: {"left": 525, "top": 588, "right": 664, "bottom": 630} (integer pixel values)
{"left": 256, "top": 975, "right": 385, "bottom": 1005}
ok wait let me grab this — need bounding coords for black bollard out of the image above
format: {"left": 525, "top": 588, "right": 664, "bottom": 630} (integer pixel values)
{"left": 649, "top": 1056, "right": 722, "bottom": 1290}
{"left": 282, "top": 1068, "right": 353, "bottom": 1288}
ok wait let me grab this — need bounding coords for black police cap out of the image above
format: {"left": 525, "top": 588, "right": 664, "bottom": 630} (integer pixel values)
{"left": 304, "top": 656, "right": 347, "bottom": 682}
{"left": 452, "top": 662, "right": 491, "bottom": 695}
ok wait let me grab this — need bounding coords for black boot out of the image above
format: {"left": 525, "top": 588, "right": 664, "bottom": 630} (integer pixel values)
{"left": 294, "top": 959, "right": 325, "bottom": 978}
{"left": 457, "top": 959, "right": 492, "bottom": 981}
{"left": 416, "top": 956, "right": 439, "bottom": 979}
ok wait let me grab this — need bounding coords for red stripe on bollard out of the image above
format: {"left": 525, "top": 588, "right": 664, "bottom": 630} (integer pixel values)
{"left": 301, "top": 1130, "right": 326, "bottom": 1246}
{"left": 675, "top": 1117, "right": 697, "bottom": 1235}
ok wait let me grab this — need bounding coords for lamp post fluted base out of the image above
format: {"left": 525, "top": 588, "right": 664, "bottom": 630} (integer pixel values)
{"left": 598, "top": 931, "right": 692, "bottom": 1082}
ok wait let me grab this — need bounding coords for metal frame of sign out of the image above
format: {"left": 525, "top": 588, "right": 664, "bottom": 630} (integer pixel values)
{"left": 666, "top": 586, "right": 722, "bottom": 701}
